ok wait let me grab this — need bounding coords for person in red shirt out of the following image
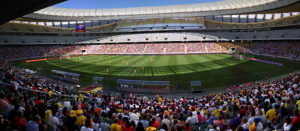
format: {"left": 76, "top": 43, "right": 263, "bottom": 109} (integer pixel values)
{"left": 197, "top": 112, "right": 203, "bottom": 123}
{"left": 80, "top": 102, "right": 86, "bottom": 109}
{"left": 291, "top": 110, "right": 300, "bottom": 130}
{"left": 14, "top": 111, "right": 27, "bottom": 131}
{"left": 183, "top": 123, "right": 192, "bottom": 131}
{"left": 118, "top": 115, "right": 125, "bottom": 127}
{"left": 34, "top": 97, "right": 42, "bottom": 106}
{"left": 152, "top": 117, "right": 160, "bottom": 129}
{"left": 122, "top": 120, "right": 135, "bottom": 131}
{"left": 239, "top": 106, "right": 247, "bottom": 118}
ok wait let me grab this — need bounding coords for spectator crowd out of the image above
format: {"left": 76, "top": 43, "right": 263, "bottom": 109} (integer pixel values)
{"left": 1, "top": 41, "right": 299, "bottom": 60}
{"left": 0, "top": 61, "right": 300, "bottom": 131}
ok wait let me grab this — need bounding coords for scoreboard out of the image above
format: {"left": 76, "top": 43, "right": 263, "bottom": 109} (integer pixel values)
{"left": 76, "top": 24, "right": 86, "bottom": 32}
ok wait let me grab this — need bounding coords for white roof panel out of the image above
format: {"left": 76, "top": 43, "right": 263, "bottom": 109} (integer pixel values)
{"left": 25, "top": 0, "right": 298, "bottom": 20}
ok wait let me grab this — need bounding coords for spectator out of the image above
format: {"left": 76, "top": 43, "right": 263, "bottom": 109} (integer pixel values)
{"left": 110, "top": 119, "right": 122, "bottom": 131}
{"left": 26, "top": 115, "right": 41, "bottom": 131}
{"left": 160, "top": 123, "right": 168, "bottom": 131}
{"left": 161, "top": 115, "right": 171, "bottom": 129}
{"left": 0, "top": 92, "right": 9, "bottom": 113}
{"left": 146, "top": 119, "right": 157, "bottom": 131}
{"left": 48, "top": 110, "right": 59, "bottom": 131}
{"left": 136, "top": 122, "right": 145, "bottom": 131}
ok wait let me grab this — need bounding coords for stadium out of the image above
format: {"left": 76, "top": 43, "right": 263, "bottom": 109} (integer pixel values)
{"left": 0, "top": 0, "right": 300, "bottom": 130}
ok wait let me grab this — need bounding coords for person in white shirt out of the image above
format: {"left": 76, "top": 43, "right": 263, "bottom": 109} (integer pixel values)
{"left": 282, "top": 117, "right": 292, "bottom": 131}
{"left": 247, "top": 111, "right": 256, "bottom": 126}
{"left": 48, "top": 111, "right": 59, "bottom": 131}
{"left": 253, "top": 118, "right": 263, "bottom": 131}
{"left": 161, "top": 115, "right": 171, "bottom": 129}
{"left": 238, "top": 117, "right": 249, "bottom": 130}
{"left": 129, "top": 111, "right": 139, "bottom": 125}
{"left": 80, "top": 119, "right": 93, "bottom": 131}
{"left": 185, "top": 112, "right": 196, "bottom": 126}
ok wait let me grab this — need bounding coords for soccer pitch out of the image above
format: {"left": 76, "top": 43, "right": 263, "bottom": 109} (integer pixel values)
{"left": 13, "top": 54, "right": 300, "bottom": 89}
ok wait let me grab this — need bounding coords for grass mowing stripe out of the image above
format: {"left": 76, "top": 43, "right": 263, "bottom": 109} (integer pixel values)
{"left": 150, "top": 55, "right": 163, "bottom": 76}
{"left": 166, "top": 55, "right": 178, "bottom": 76}
{"left": 182, "top": 55, "right": 201, "bottom": 72}
{"left": 115, "top": 56, "right": 145, "bottom": 76}
{"left": 12, "top": 54, "right": 300, "bottom": 89}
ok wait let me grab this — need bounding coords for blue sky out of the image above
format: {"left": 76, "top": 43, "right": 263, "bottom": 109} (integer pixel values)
{"left": 53, "top": 0, "right": 221, "bottom": 9}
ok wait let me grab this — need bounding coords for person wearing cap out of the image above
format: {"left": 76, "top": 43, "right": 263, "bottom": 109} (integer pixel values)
{"left": 76, "top": 109, "right": 86, "bottom": 126}
{"left": 70, "top": 110, "right": 77, "bottom": 117}
{"left": 45, "top": 109, "right": 52, "bottom": 123}
{"left": 249, "top": 118, "right": 263, "bottom": 131}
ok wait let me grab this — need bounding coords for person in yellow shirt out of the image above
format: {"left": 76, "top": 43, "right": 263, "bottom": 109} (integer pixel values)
{"left": 158, "top": 97, "right": 162, "bottom": 104}
{"left": 297, "top": 99, "right": 300, "bottom": 111}
{"left": 204, "top": 108, "right": 208, "bottom": 115}
{"left": 266, "top": 106, "right": 276, "bottom": 121}
{"left": 111, "top": 119, "right": 122, "bottom": 131}
{"left": 48, "top": 90, "right": 54, "bottom": 97}
{"left": 55, "top": 102, "right": 61, "bottom": 109}
{"left": 45, "top": 109, "right": 52, "bottom": 123}
{"left": 146, "top": 119, "right": 157, "bottom": 131}
{"left": 146, "top": 126, "right": 157, "bottom": 131}
{"left": 76, "top": 110, "right": 86, "bottom": 126}
{"left": 70, "top": 110, "right": 77, "bottom": 117}
{"left": 78, "top": 94, "right": 84, "bottom": 102}
{"left": 214, "top": 107, "right": 221, "bottom": 117}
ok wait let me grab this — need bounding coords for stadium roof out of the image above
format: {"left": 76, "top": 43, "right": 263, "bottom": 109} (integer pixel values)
{"left": 0, "top": 0, "right": 66, "bottom": 24}
{"left": 23, "top": 0, "right": 300, "bottom": 21}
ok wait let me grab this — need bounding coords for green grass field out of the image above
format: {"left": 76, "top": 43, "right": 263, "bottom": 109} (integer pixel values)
{"left": 12, "top": 54, "right": 300, "bottom": 89}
